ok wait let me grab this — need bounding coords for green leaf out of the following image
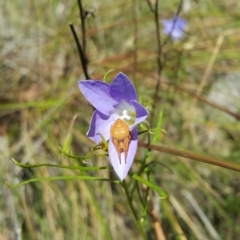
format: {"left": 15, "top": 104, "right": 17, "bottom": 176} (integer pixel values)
{"left": 138, "top": 128, "right": 165, "bottom": 136}
{"left": 62, "top": 133, "right": 72, "bottom": 153}
{"left": 0, "top": 100, "right": 63, "bottom": 110}
{"left": 12, "top": 158, "right": 110, "bottom": 171}
{"left": 139, "top": 120, "right": 150, "bottom": 130}
{"left": 59, "top": 146, "right": 108, "bottom": 160}
{"left": 103, "top": 69, "right": 114, "bottom": 82}
{"left": 59, "top": 146, "right": 87, "bottom": 159}
{"left": 133, "top": 174, "right": 168, "bottom": 199}
{"left": 152, "top": 109, "right": 164, "bottom": 144}
{"left": 6, "top": 175, "right": 120, "bottom": 188}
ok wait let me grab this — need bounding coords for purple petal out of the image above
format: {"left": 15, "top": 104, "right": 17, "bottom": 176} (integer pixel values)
{"left": 173, "top": 15, "right": 186, "bottom": 28}
{"left": 110, "top": 72, "right": 137, "bottom": 102}
{"left": 130, "top": 100, "right": 148, "bottom": 128}
{"left": 162, "top": 20, "right": 175, "bottom": 34}
{"left": 161, "top": 16, "right": 186, "bottom": 40}
{"left": 87, "top": 110, "right": 116, "bottom": 143}
{"left": 108, "top": 128, "right": 138, "bottom": 181}
{"left": 78, "top": 80, "right": 117, "bottom": 115}
{"left": 172, "top": 29, "right": 184, "bottom": 40}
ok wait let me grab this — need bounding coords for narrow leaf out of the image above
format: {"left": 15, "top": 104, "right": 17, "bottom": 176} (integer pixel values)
{"left": 6, "top": 175, "right": 120, "bottom": 188}
{"left": 12, "top": 158, "right": 110, "bottom": 171}
{"left": 133, "top": 174, "right": 168, "bottom": 199}
{"left": 62, "top": 133, "right": 72, "bottom": 153}
{"left": 59, "top": 146, "right": 107, "bottom": 160}
{"left": 152, "top": 109, "right": 164, "bottom": 143}
{"left": 103, "top": 69, "right": 114, "bottom": 82}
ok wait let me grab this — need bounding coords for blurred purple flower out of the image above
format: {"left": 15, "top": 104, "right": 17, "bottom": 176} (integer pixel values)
{"left": 78, "top": 72, "right": 148, "bottom": 180}
{"left": 161, "top": 15, "right": 186, "bottom": 40}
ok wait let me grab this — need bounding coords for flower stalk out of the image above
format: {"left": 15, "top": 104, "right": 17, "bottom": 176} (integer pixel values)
{"left": 121, "top": 180, "right": 146, "bottom": 240}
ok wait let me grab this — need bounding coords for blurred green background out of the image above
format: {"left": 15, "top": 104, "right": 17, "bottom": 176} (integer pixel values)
{"left": 1, "top": 0, "right": 240, "bottom": 239}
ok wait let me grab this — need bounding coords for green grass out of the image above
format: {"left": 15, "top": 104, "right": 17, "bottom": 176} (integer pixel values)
{"left": 1, "top": 0, "right": 240, "bottom": 239}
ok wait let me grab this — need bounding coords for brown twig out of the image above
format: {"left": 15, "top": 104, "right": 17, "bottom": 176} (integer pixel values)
{"left": 138, "top": 141, "right": 240, "bottom": 172}
{"left": 147, "top": 194, "right": 166, "bottom": 240}
{"left": 164, "top": 80, "right": 240, "bottom": 121}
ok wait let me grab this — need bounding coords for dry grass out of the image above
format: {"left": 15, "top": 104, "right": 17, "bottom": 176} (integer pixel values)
{"left": 1, "top": 0, "right": 240, "bottom": 239}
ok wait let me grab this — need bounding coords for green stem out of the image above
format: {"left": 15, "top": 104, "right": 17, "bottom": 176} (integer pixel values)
{"left": 121, "top": 180, "right": 146, "bottom": 240}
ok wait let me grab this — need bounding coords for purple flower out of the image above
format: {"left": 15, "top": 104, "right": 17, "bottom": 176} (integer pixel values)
{"left": 161, "top": 15, "right": 186, "bottom": 40}
{"left": 78, "top": 72, "right": 148, "bottom": 180}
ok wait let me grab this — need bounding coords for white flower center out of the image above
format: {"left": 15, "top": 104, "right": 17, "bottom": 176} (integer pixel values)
{"left": 120, "top": 110, "right": 131, "bottom": 121}
{"left": 111, "top": 100, "right": 135, "bottom": 126}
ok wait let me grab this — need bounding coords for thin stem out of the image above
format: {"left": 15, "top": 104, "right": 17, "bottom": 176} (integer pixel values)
{"left": 77, "top": 0, "right": 86, "bottom": 54}
{"left": 167, "top": 81, "right": 240, "bottom": 121}
{"left": 146, "top": 0, "right": 154, "bottom": 13}
{"left": 132, "top": 0, "right": 138, "bottom": 85}
{"left": 146, "top": 0, "right": 184, "bottom": 124}
{"left": 69, "top": 23, "right": 90, "bottom": 79}
{"left": 161, "top": 0, "right": 183, "bottom": 48}
{"left": 146, "top": 0, "right": 162, "bottom": 125}
{"left": 131, "top": 129, "right": 152, "bottom": 195}
{"left": 138, "top": 142, "right": 240, "bottom": 172}
{"left": 122, "top": 180, "right": 146, "bottom": 240}
{"left": 147, "top": 193, "right": 166, "bottom": 240}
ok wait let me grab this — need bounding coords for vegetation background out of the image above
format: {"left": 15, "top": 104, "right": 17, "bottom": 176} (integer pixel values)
{"left": 1, "top": 0, "right": 240, "bottom": 239}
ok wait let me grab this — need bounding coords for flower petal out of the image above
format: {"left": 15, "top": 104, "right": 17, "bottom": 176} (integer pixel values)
{"left": 108, "top": 128, "right": 138, "bottom": 181}
{"left": 78, "top": 80, "right": 117, "bottom": 115}
{"left": 87, "top": 110, "right": 116, "bottom": 143}
{"left": 162, "top": 20, "right": 175, "bottom": 34}
{"left": 161, "top": 15, "right": 186, "bottom": 40}
{"left": 172, "top": 30, "right": 184, "bottom": 40}
{"left": 173, "top": 14, "right": 186, "bottom": 27}
{"left": 110, "top": 72, "right": 137, "bottom": 102}
{"left": 130, "top": 100, "right": 148, "bottom": 128}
